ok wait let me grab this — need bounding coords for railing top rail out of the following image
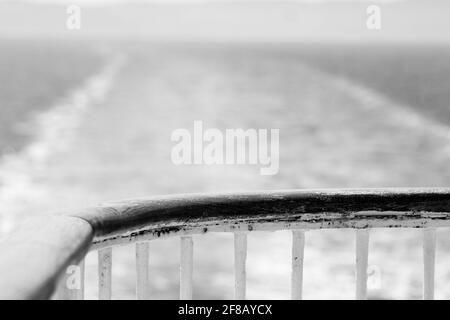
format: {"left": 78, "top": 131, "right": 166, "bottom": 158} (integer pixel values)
{"left": 1, "top": 187, "right": 450, "bottom": 299}
{"left": 0, "top": 216, "right": 93, "bottom": 300}
{"left": 70, "top": 188, "right": 450, "bottom": 246}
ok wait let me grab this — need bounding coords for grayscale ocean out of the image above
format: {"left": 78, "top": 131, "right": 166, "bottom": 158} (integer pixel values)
{"left": 1, "top": 40, "right": 450, "bottom": 299}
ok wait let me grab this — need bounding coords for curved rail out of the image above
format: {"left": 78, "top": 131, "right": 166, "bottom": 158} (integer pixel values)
{"left": 77, "top": 188, "right": 450, "bottom": 249}
{"left": 0, "top": 188, "right": 449, "bottom": 299}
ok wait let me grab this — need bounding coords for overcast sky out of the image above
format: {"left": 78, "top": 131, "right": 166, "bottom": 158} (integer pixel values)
{"left": 5, "top": 0, "right": 408, "bottom": 4}
{"left": 0, "top": 0, "right": 447, "bottom": 44}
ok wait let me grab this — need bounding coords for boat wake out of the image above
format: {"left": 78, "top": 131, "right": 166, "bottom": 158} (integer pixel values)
{"left": 332, "top": 71, "right": 450, "bottom": 145}
{"left": 0, "top": 52, "right": 126, "bottom": 236}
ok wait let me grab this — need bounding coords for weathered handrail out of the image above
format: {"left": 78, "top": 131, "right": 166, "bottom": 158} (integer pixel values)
{"left": 0, "top": 188, "right": 449, "bottom": 300}
{"left": 78, "top": 188, "right": 450, "bottom": 249}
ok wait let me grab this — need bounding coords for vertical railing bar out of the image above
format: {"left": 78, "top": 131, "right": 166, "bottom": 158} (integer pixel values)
{"left": 291, "top": 230, "right": 305, "bottom": 300}
{"left": 356, "top": 229, "right": 369, "bottom": 300}
{"left": 234, "top": 232, "right": 247, "bottom": 300}
{"left": 76, "top": 259, "right": 85, "bottom": 300}
{"left": 180, "top": 236, "right": 193, "bottom": 300}
{"left": 98, "top": 248, "right": 112, "bottom": 300}
{"left": 55, "top": 277, "right": 65, "bottom": 299}
{"left": 136, "top": 242, "right": 150, "bottom": 300}
{"left": 423, "top": 228, "right": 436, "bottom": 300}
{"left": 57, "top": 259, "right": 85, "bottom": 300}
{"left": 79, "top": 259, "right": 85, "bottom": 300}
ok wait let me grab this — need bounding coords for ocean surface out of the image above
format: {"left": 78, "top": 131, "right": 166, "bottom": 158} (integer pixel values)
{"left": 0, "top": 39, "right": 103, "bottom": 156}
{"left": 1, "top": 40, "right": 450, "bottom": 299}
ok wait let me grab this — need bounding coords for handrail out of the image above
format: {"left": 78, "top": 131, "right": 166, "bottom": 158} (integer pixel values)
{"left": 0, "top": 188, "right": 449, "bottom": 299}
{"left": 0, "top": 216, "right": 93, "bottom": 300}
{"left": 75, "top": 188, "right": 450, "bottom": 248}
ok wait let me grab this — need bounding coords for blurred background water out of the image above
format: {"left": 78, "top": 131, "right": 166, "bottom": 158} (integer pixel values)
{"left": 1, "top": 0, "right": 450, "bottom": 299}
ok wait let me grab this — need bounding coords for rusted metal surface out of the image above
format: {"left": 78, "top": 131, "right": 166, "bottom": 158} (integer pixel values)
{"left": 291, "top": 230, "right": 305, "bottom": 300}
{"left": 98, "top": 248, "right": 112, "bottom": 300}
{"left": 69, "top": 188, "right": 450, "bottom": 249}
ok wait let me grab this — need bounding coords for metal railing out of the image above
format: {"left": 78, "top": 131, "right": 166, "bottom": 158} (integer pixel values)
{"left": 0, "top": 188, "right": 449, "bottom": 300}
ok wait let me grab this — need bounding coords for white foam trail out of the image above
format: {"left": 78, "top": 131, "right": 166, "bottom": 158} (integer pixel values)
{"left": 331, "top": 73, "right": 450, "bottom": 144}
{"left": 0, "top": 53, "right": 125, "bottom": 235}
